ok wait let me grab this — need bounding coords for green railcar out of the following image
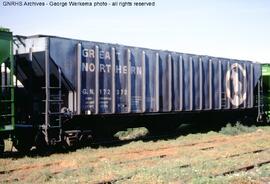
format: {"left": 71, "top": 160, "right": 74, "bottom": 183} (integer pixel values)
{"left": 0, "top": 29, "right": 15, "bottom": 153}
{"left": 262, "top": 64, "right": 270, "bottom": 119}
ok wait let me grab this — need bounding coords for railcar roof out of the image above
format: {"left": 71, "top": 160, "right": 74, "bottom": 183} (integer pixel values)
{"left": 13, "top": 34, "right": 259, "bottom": 64}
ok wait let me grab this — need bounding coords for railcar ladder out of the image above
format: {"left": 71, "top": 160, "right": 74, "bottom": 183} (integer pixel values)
{"left": 0, "top": 62, "right": 15, "bottom": 131}
{"left": 43, "top": 61, "right": 63, "bottom": 145}
{"left": 257, "top": 76, "right": 265, "bottom": 122}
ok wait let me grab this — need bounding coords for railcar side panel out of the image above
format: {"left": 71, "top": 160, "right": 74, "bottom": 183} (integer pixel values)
{"left": 47, "top": 37, "right": 262, "bottom": 116}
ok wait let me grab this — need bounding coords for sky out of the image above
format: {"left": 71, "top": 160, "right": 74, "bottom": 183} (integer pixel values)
{"left": 0, "top": 0, "right": 270, "bottom": 63}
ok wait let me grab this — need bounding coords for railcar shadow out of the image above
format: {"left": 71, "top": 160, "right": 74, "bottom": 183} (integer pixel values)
{"left": 0, "top": 146, "right": 69, "bottom": 159}
{"left": 88, "top": 120, "right": 266, "bottom": 148}
{"left": 0, "top": 121, "right": 267, "bottom": 158}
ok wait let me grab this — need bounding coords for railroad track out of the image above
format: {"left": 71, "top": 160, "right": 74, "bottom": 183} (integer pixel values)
{"left": 0, "top": 162, "right": 61, "bottom": 175}
{"left": 1, "top": 126, "right": 265, "bottom": 158}
{"left": 0, "top": 130, "right": 265, "bottom": 162}
{"left": 1, "top": 144, "right": 269, "bottom": 183}
{"left": 0, "top": 131, "right": 222, "bottom": 158}
{"left": 1, "top": 131, "right": 269, "bottom": 183}
{"left": 214, "top": 160, "right": 270, "bottom": 177}
{"left": 1, "top": 168, "right": 78, "bottom": 183}
{"left": 94, "top": 147, "right": 270, "bottom": 184}
{"left": 90, "top": 132, "right": 269, "bottom": 159}
{"left": 115, "top": 147, "right": 270, "bottom": 168}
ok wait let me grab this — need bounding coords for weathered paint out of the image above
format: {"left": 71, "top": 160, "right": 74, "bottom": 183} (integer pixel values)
{"left": 47, "top": 37, "right": 262, "bottom": 115}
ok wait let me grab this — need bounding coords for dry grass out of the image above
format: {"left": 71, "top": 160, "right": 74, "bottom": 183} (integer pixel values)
{"left": 0, "top": 124, "right": 270, "bottom": 183}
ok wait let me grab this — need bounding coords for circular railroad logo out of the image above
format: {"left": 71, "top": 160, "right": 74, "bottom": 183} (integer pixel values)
{"left": 225, "top": 63, "right": 247, "bottom": 107}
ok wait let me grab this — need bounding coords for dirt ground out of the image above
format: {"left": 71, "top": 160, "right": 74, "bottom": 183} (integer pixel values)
{"left": 1, "top": 126, "right": 270, "bottom": 183}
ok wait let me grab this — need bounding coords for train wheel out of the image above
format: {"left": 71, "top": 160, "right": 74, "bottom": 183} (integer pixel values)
{"left": 0, "top": 138, "right": 4, "bottom": 154}
{"left": 35, "top": 132, "right": 49, "bottom": 153}
{"left": 14, "top": 138, "right": 32, "bottom": 153}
